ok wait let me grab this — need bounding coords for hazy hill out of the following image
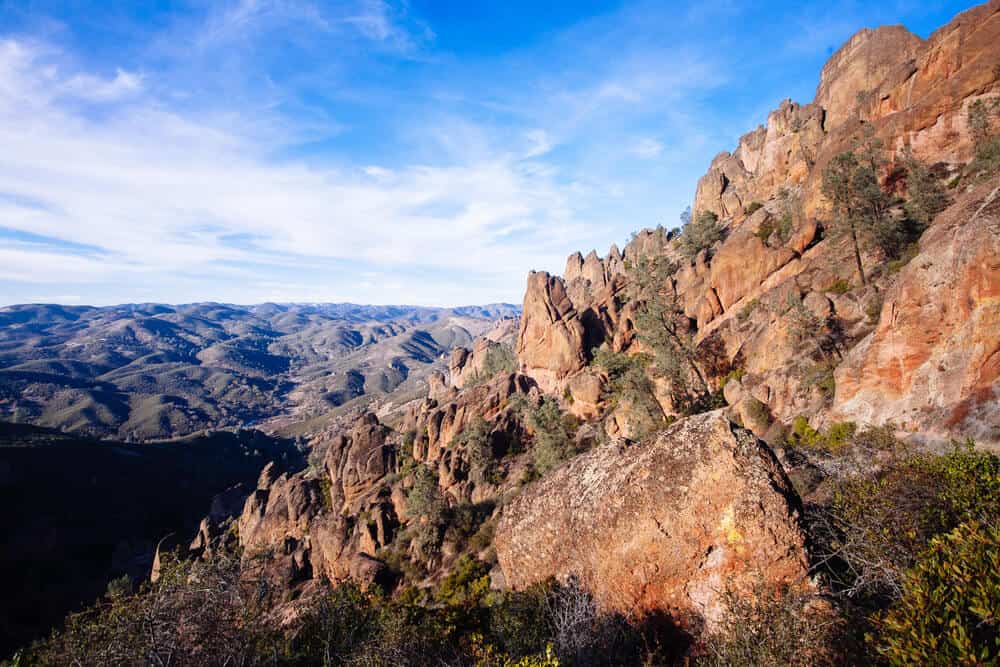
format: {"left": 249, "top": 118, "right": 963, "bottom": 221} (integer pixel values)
{"left": 0, "top": 302, "right": 519, "bottom": 440}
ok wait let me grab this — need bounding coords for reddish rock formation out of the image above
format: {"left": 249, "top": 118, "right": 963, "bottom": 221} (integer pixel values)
{"left": 694, "top": 2, "right": 1000, "bottom": 221}
{"left": 494, "top": 411, "right": 809, "bottom": 632}
{"left": 513, "top": 3, "right": 1000, "bottom": 440}
{"left": 834, "top": 182, "right": 1000, "bottom": 445}
{"left": 516, "top": 272, "right": 590, "bottom": 393}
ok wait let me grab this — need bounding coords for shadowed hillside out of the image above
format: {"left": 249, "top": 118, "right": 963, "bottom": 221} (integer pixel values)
{"left": 0, "top": 421, "right": 305, "bottom": 656}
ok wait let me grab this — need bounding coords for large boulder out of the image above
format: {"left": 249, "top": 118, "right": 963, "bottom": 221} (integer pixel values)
{"left": 494, "top": 411, "right": 809, "bottom": 633}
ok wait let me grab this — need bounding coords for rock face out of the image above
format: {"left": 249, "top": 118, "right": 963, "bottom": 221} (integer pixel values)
{"left": 516, "top": 272, "right": 591, "bottom": 393}
{"left": 694, "top": 2, "right": 1000, "bottom": 221}
{"left": 834, "top": 183, "right": 1000, "bottom": 445}
{"left": 513, "top": 2, "right": 1000, "bottom": 440}
{"left": 494, "top": 411, "right": 809, "bottom": 632}
{"left": 403, "top": 372, "right": 537, "bottom": 503}
{"left": 814, "top": 26, "right": 923, "bottom": 131}
{"left": 227, "top": 370, "right": 541, "bottom": 595}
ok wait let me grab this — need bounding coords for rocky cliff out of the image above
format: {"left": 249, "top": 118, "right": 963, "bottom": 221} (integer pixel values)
{"left": 514, "top": 0, "right": 1000, "bottom": 445}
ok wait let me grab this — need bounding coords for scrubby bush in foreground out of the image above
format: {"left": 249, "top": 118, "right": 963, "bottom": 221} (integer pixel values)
{"left": 875, "top": 521, "right": 999, "bottom": 666}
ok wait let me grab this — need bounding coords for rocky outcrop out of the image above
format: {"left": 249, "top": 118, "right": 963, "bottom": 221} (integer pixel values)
{"left": 693, "top": 100, "right": 825, "bottom": 220}
{"left": 494, "top": 411, "right": 809, "bottom": 632}
{"left": 516, "top": 272, "right": 591, "bottom": 393}
{"left": 511, "top": 2, "right": 1000, "bottom": 439}
{"left": 449, "top": 338, "right": 501, "bottom": 389}
{"left": 694, "top": 2, "right": 1000, "bottom": 221}
{"left": 814, "top": 26, "right": 923, "bottom": 131}
{"left": 227, "top": 368, "right": 542, "bottom": 594}
{"left": 833, "top": 182, "right": 1000, "bottom": 445}
{"left": 403, "top": 372, "right": 537, "bottom": 502}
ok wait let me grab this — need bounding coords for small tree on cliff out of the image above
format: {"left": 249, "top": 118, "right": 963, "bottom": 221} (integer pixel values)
{"left": 627, "top": 255, "right": 711, "bottom": 410}
{"left": 901, "top": 147, "right": 948, "bottom": 228}
{"left": 678, "top": 210, "right": 724, "bottom": 259}
{"left": 407, "top": 464, "right": 445, "bottom": 553}
{"left": 591, "top": 348, "right": 667, "bottom": 439}
{"left": 821, "top": 132, "right": 895, "bottom": 285}
{"left": 968, "top": 96, "right": 1000, "bottom": 178}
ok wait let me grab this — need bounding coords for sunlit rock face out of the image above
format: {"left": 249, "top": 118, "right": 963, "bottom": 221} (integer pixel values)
{"left": 495, "top": 411, "right": 810, "bottom": 633}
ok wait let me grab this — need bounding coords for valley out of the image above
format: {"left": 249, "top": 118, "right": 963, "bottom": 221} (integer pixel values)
{"left": 0, "top": 302, "right": 518, "bottom": 440}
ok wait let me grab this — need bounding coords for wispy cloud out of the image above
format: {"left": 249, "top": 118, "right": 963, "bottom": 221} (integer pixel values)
{"left": 66, "top": 68, "right": 143, "bottom": 99}
{"left": 196, "top": 0, "right": 432, "bottom": 54}
{"left": 0, "top": 37, "right": 597, "bottom": 305}
{"left": 631, "top": 137, "right": 663, "bottom": 159}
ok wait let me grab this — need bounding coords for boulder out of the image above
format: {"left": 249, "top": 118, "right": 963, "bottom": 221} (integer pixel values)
{"left": 494, "top": 411, "right": 809, "bottom": 633}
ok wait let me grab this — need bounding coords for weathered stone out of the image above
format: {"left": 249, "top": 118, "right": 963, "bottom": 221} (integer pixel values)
{"left": 495, "top": 411, "right": 809, "bottom": 633}
{"left": 516, "top": 272, "right": 589, "bottom": 393}
{"left": 834, "top": 183, "right": 1000, "bottom": 445}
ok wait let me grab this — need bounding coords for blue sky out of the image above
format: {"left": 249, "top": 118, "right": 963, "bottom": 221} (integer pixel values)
{"left": 0, "top": 0, "right": 981, "bottom": 307}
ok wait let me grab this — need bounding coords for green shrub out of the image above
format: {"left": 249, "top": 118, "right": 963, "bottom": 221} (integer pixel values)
{"left": 875, "top": 522, "right": 999, "bottom": 666}
{"left": 486, "top": 583, "right": 553, "bottom": 659}
{"left": 469, "top": 343, "right": 518, "bottom": 387}
{"left": 719, "top": 368, "right": 745, "bottom": 389}
{"left": 444, "top": 501, "right": 496, "bottom": 555}
{"left": 802, "top": 362, "right": 836, "bottom": 400}
{"left": 827, "top": 278, "right": 851, "bottom": 294}
{"left": 399, "top": 429, "right": 417, "bottom": 459}
{"left": 787, "top": 417, "right": 856, "bottom": 454}
{"left": 407, "top": 464, "right": 445, "bottom": 552}
{"left": 526, "top": 397, "right": 577, "bottom": 474}
{"left": 789, "top": 415, "right": 823, "bottom": 449}
{"left": 452, "top": 416, "right": 495, "bottom": 480}
{"left": 776, "top": 212, "right": 794, "bottom": 242}
{"left": 737, "top": 298, "right": 760, "bottom": 322}
{"left": 317, "top": 475, "right": 333, "bottom": 510}
{"left": 746, "top": 201, "right": 764, "bottom": 215}
{"left": 755, "top": 217, "right": 775, "bottom": 242}
{"left": 678, "top": 211, "right": 724, "bottom": 259}
{"left": 811, "top": 445, "right": 1000, "bottom": 602}
{"left": 435, "top": 555, "right": 490, "bottom": 608}
{"left": 886, "top": 241, "right": 919, "bottom": 274}
{"left": 967, "top": 97, "right": 1000, "bottom": 180}
{"left": 702, "top": 582, "right": 842, "bottom": 667}
{"left": 785, "top": 294, "right": 824, "bottom": 345}
{"left": 902, "top": 148, "right": 949, "bottom": 227}
{"left": 824, "top": 421, "right": 857, "bottom": 453}
{"left": 591, "top": 348, "right": 666, "bottom": 440}
{"left": 865, "top": 293, "right": 884, "bottom": 325}
{"left": 745, "top": 397, "right": 771, "bottom": 427}
{"left": 27, "top": 551, "right": 278, "bottom": 666}
{"left": 104, "top": 574, "right": 132, "bottom": 600}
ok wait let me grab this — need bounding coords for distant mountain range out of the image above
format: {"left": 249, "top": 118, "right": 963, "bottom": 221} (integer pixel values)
{"left": 0, "top": 302, "right": 519, "bottom": 440}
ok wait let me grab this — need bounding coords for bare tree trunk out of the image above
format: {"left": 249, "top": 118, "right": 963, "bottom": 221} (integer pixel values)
{"left": 850, "top": 226, "right": 867, "bottom": 285}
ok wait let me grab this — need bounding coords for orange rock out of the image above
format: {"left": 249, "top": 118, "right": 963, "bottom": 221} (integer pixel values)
{"left": 833, "top": 182, "right": 1000, "bottom": 445}
{"left": 494, "top": 411, "right": 809, "bottom": 633}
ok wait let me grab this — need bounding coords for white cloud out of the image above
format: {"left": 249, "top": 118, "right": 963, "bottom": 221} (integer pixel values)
{"left": 523, "top": 129, "right": 554, "bottom": 158}
{"left": 631, "top": 137, "right": 663, "bottom": 158}
{"left": 196, "top": 0, "right": 432, "bottom": 55}
{"left": 0, "top": 39, "right": 596, "bottom": 305}
{"left": 62, "top": 68, "right": 144, "bottom": 101}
